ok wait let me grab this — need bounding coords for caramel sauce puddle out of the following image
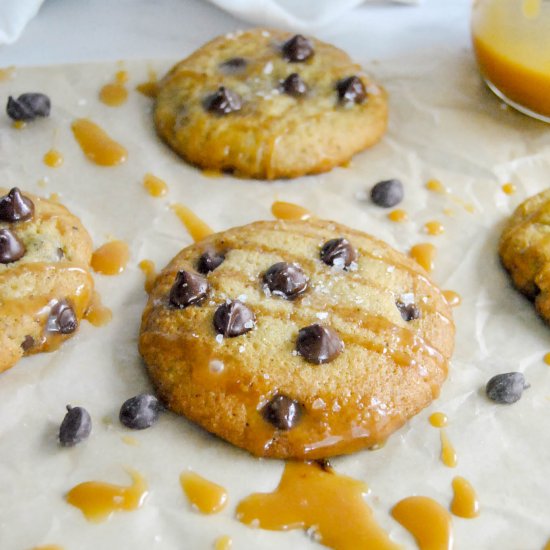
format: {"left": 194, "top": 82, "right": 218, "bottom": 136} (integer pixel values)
{"left": 143, "top": 173, "right": 168, "bottom": 197}
{"left": 450, "top": 476, "right": 479, "bottom": 519}
{"left": 138, "top": 259, "right": 157, "bottom": 293}
{"left": 271, "top": 200, "right": 311, "bottom": 221}
{"left": 171, "top": 203, "right": 214, "bottom": 242}
{"left": 43, "top": 149, "right": 64, "bottom": 168}
{"left": 410, "top": 243, "right": 436, "bottom": 273}
{"left": 66, "top": 469, "right": 148, "bottom": 522}
{"left": 91, "top": 240, "right": 130, "bottom": 275}
{"left": 236, "top": 461, "right": 398, "bottom": 550}
{"left": 392, "top": 496, "right": 453, "bottom": 550}
{"left": 180, "top": 471, "right": 228, "bottom": 514}
{"left": 84, "top": 290, "right": 112, "bottom": 326}
{"left": 71, "top": 118, "right": 127, "bottom": 166}
{"left": 99, "top": 70, "right": 129, "bottom": 107}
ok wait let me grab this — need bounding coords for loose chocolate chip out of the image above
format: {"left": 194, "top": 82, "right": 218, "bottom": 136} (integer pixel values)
{"left": 0, "top": 228, "right": 25, "bottom": 263}
{"left": 0, "top": 187, "right": 35, "bottom": 223}
{"left": 119, "top": 394, "right": 161, "bottom": 430}
{"left": 320, "top": 238, "right": 357, "bottom": 268}
{"left": 21, "top": 335, "right": 34, "bottom": 352}
{"left": 396, "top": 301, "right": 421, "bottom": 322}
{"left": 281, "top": 73, "right": 308, "bottom": 97}
{"left": 169, "top": 270, "right": 209, "bottom": 308}
{"left": 336, "top": 76, "right": 367, "bottom": 104}
{"left": 205, "top": 86, "right": 242, "bottom": 115}
{"left": 220, "top": 57, "right": 247, "bottom": 73}
{"left": 213, "top": 300, "right": 255, "bottom": 337}
{"left": 197, "top": 250, "right": 225, "bottom": 274}
{"left": 47, "top": 300, "right": 78, "bottom": 334}
{"left": 6, "top": 93, "right": 51, "bottom": 121}
{"left": 282, "top": 34, "right": 314, "bottom": 63}
{"left": 262, "top": 394, "right": 302, "bottom": 430}
{"left": 59, "top": 405, "right": 92, "bottom": 447}
{"left": 263, "top": 262, "right": 308, "bottom": 299}
{"left": 296, "top": 324, "right": 344, "bottom": 364}
{"left": 486, "top": 372, "right": 529, "bottom": 404}
{"left": 316, "top": 458, "right": 334, "bottom": 473}
{"left": 371, "top": 179, "right": 404, "bottom": 208}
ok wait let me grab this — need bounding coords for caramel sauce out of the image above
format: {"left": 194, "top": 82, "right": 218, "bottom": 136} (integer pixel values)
{"left": 138, "top": 259, "right": 157, "bottom": 293}
{"left": 388, "top": 209, "right": 408, "bottom": 223}
{"left": 49, "top": 193, "right": 60, "bottom": 203}
{"left": 143, "top": 173, "right": 168, "bottom": 197}
{"left": 136, "top": 68, "right": 159, "bottom": 98}
{"left": 202, "top": 169, "right": 223, "bottom": 178}
{"left": 544, "top": 352, "right": 550, "bottom": 365}
{"left": 443, "top": 208, "right": 454, "bottom": 217}
{"left": 12, "top": 120, "right": 26, "bottom": 130}
{"left": 91, "top": 240, "right": 130, "bottom": 275}
{"left": 271, "top": 200, "right": 311, "bottom": 221}
{"left": 424, "top": 221, "right": 445, "bottom": 236}
{"left": 180, "top": 471, "right": 228, "bottom": 514}
{"left": 391, "top": 496, "right": 452, "bottom": 550}
{"left": 0, "top": 66, "right": 15, "bottom": 81}
{"left": 71, "top": 118, "right": 127, "bottom": 166}
{"left": 214, "top": 535, "right": 232, "bottom": 550}
{"left": 31, "top": 546, "right": 64, "bottom": 550}
{"left": 451, "top": 476, "right": 479, "bottom": 519}
{"left": 410, "top": 243, "right": 436, "bottom": 273}
{"left": 440, "top": 429, "right": 458, "bottom": 468}
{"left": 426, "top": 179, "right": 447, "bottom": 193}
{"left": 66, "top": 469, "right": 148, "bottom": 522}
{"left": 236, "top": 461, "right": 398, "bottom": 549}
{"left": 43, "top": 149, "right": 64, "bottom": 168}
{"left": 502, "top": 183, "right": 517, "bottom": 195}
{"left": 544, "top": 540, "right": 550, "bottom": 550}
{"left": 429, "top": 412, "right": 448, "bottom": 428}
{"left": 84, "top": 291, "right": 112, "bottom": 326}
{"left": 442, "top": 290, "right": 461, "bottom": 307}
{"left": 121, "top": 435, "right": 139, "bottom": 446}
{"left": 171, "top": 203, "right": 214, "bottom": 242}
{"left": 99, "top": 70, "right": 129, "bottom": 106}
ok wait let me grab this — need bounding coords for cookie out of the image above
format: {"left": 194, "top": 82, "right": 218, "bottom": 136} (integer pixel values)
{"left": 139, "top": 219, "right": 454, "bottom": 459}
{"left": 499, "top": 188, "right": 550, "bottom": 322}
{"left": 0, "top": 187, "right": 94, "bottom": 373}
{"left": 154, "top": 29, "right": 388, "bottom": 180}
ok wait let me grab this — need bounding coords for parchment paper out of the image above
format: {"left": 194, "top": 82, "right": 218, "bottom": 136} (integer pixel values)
{"left": 0, "top": 47, "right": 549, "bottom": 550}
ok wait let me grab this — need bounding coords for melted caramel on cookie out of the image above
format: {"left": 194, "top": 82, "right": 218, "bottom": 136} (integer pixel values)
{"left": 136, "top": 68, "right": 159, "bottom": 98}
{"left": 143, "top": 173, "right": 168, "bottom": 197}
{"left": 99, "top": 70, "right": 129, "bottom": 107}
{"left": 392, "top": 496, "right": 452, "bottom": 550}
{"left": 171, "top": 203, "right": 214, "bottom": 241}
{"left": 66, "top": 469, "right": 147, "bottom": 522}
{"left": 180, "top": 471, "right": 228, "bottom": 514}
{"left": 138, "top": 259, "right": 157, "bottom": 293}
{"left": 451, "top": 476, "right": 479, "bottom": 518}
{"left": 237, "top": 461, "right": 398, "bottom": 550}
{"left": 410, "top": 243, "right": 436, "bottom": 273}
{"left": 84, "top": 290, "right": 112, "bottom": 326}
{"left": 442, "top": 290, "right": 461, "bottom": 307}
{"left": 71, "top": 118, "right": 127, "bottom": 166}
{"left": 43, "top": 149, "right": 64, "bottom": 168}
{"left": 91, "top": 240, "right": 129, "bottom": 275}
{"left": 271, "top": 201, "right": 311, "bottom": 221}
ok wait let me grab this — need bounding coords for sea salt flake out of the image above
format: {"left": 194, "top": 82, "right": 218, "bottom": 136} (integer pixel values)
{"left": 215, "top": 334, "right": 224, "bottom": 344}
{"left": 316, "top": 312, "right": 328, "bottom": 320}
{"left": 243, "top": 320, "right": 255, "bottom": 329}
{"left": 312, "top": 398, "right": 326, "bottom": 410}
{"left": 263, "top": 61, "right": 274, "bottom": 74}
{"left": 237, "top": 294, "right": 248, "bottom": 302}
{"left": 209, "top": 359, "right": 224, "bottom": 373}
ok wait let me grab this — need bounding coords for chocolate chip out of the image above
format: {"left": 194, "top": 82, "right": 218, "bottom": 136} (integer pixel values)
{"left": 263, "top": 262, "right": 308, "bottom": 299}
{"left": 0, "top": 187, "right": 35, "bottom": 223}
{"left": 213, "top": 300, "right": 255, "bottom": 337}
{"left": 21, "top": 335, "right": 34, "bottom": 352}
{"left": 281, "top": 73, "right": 308, "bottom": 97}
{"left": 371, "top": 179, "right": 404, "bottom": 208}
{"left": 6, "top": 93, "right": 51, "bottom": 121}
{"left": 336, "top": 76, "right": 367, "bottom": 104}
{"left": 169, "top": 270, "right": 209, "bottom": 308}
{"left": 0, "top": 228, "right": 25, "bottom": 263}
{"left": 320, "top": 238, "right": 357, "bottom": 268}
{"left": 282, "top": 34, "right": 314, "bottom": 62}
{"left": 59, "top": 405, "right": 92, "bottom": 447}
{"left": 296, "top": 324, "right": 344, "bottom": 364}
{"left": 220, "top": 57, "right": 247, "bottom": 73}
{"left": 119, "top": 394, "right": 161, "bottom": 430}
{"left": 396, "top": 301, "right": 421, "bottom": 321}
{"left": 205, "top": 86, "right": 242, "bottom": 115}
{"left": 262, "top": 394, "right": 302, "bottom": 430}
{"left": 47, "top": 300, "right": 78, "bottom": 334}
{"left": 486, "top": 372, "right": 529, "bottom": 404}
{"left": 197, "top": 250, "right": 225, "bottom": 274}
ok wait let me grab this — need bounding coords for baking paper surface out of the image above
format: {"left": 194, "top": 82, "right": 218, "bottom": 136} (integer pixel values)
{"left": 0, "top": 49, "right": 549, "bottom": 550}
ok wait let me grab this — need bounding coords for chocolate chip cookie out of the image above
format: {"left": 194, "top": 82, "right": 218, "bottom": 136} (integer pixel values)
{"left": 154, "top": 29, "right": 388, "bottom": 180}
{"left": 139, "top": 219, "right": 454, "bottom": 459}
{"left": 499, "top": 188, "right": 550, "bottom": 323}
{"left": 0, "top": 188, "right": 94, "bottom": 373}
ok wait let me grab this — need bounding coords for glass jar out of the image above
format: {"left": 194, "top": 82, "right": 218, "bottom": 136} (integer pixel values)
{"left": 471, "top": 0, "right": 550, "bottom": 122}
